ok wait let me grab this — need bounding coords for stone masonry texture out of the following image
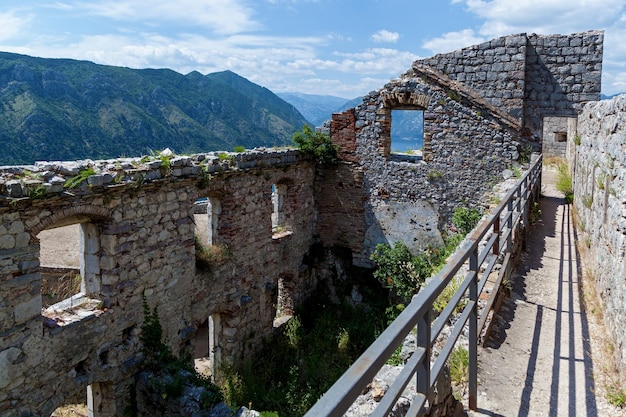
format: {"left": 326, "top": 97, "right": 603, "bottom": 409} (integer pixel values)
{"left": 573, "top": 95, "right": 626, "bottom": 371}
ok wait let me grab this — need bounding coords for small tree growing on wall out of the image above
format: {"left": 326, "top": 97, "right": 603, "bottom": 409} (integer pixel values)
{"left": 292, "top": 125, "right": 338, "bottom": 166}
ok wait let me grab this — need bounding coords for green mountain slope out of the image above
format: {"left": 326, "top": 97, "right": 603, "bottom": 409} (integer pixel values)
{"left": 0, "top": 52, "right": 309, "bottom": 164}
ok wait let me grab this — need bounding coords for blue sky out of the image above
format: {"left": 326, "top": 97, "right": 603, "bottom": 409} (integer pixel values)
{"left": 1, "top": 0, "right": 625, "bottom": 99}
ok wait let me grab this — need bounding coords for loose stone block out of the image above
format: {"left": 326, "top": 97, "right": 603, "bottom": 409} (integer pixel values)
{"left": 14, "top": 296, "right": 41, "bottom": 325}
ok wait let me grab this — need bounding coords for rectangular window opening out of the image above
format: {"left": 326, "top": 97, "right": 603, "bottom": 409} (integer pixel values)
{"left": 40, "top": 223, "right": 103, "bottom": 327}
{"left": 390, "top": 109, "right": 424, "bottom": 162}
{"left": 272, "top": 183, "right": 292, "bottom": 239}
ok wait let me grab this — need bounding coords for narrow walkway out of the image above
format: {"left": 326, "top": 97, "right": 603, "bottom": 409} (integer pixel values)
{"left": 466, "top": 168, "right": 604, "bottom": 417}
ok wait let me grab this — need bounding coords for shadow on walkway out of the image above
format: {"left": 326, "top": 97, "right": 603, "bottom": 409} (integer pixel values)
{"left": 467, "top": 170, "right": 597, "bottom": 417}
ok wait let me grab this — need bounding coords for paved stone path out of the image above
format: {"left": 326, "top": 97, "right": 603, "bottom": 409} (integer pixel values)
{"left": 465, "top": 169, "right": 604, "bottom": 417}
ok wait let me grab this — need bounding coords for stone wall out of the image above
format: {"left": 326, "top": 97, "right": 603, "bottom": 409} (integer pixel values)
{"left": 0, "top": 149, "right": 317, "bottom": 416}
{"left": 525, "top": 32, "right": 603, "bottom": 139}
{"left": 330, "top": 76, "right": 524, "bottom": 266}
{"left": 415, "top": 33, "right": 528, "bottom": 124}
{"left": 572, "top": 95, "right": 626, "bottom": 370}
{"left": 414, "top": 31, "right": 603, "bottom": 142}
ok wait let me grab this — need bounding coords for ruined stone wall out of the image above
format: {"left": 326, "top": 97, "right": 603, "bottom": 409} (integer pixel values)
{"left": 329, "top": 77, "right": 523, "bottom": 266}
{"left": 415, "top": 31, "right": 603, "bottom": 143}
{"left": 0, "top": 149, "right": 316, "bottom": 416}
{"left": 524, "top": 32, "right": 603, "bottom": 139}
{"left": 573, "top": 95, "right": 626, "bottom": 371}
{"left": 415, "top": 34, "right": 528, "bottom": 123}
{"left": 322, "top": 30, "right": 603, "bottom": 267}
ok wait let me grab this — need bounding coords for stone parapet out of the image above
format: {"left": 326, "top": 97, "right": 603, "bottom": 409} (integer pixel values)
{"left": 0, "top": 148, "right": 304, "bottom": 200}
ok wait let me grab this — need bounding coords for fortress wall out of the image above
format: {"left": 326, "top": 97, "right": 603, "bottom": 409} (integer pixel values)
{"left": 0, "top": 149, "right": 316, "bottom": 416}
{"left": 574, "top": 95, "right": 626, "bottom": 370}
{"left": 524, "top": 32, "right": 603, "bottom": 141}
{"left": 416, "top": 33, "right": 528, "bottom": 123}
{"left": 330, "top": 77, "right": 523, "bottom": 267}
{"left": 415, "top": 31, "right": 603, "bottom": 151}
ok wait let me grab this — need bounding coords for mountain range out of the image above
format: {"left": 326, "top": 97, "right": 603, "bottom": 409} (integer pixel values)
{"left": 0, "top": 52, "right": 309, "bottom": 165}
{"left": 278, "top": 92, "right": 424, "bottom": 151}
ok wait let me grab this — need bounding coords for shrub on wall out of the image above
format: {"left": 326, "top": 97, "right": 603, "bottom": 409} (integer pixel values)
{"left": 292, "top": 125, "right": 338, "bottom": 166}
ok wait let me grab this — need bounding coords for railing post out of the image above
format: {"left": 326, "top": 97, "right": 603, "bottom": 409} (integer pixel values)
{"left": 417, "top": 307, "right": 431, "bottom": 403}
{"left": 506, "top": 197, "right": 514, "bottom": 254}
{"left": 493, "top": 217, "right": 500, "bottom": 256}
{"left": 469, "top": 248, "right": 478, "bottom": 410}
{"left": 522, "top": 175, "right": 529, "bottom": 248}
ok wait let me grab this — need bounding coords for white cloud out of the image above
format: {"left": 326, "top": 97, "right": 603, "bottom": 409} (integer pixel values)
{"left": 422, "top": 29, "right": 485, "bottom": 54}
{"left": 460, "top": 0, "right": 626, "bottom": 38}
{"left": 371, "top": 29, "right": 400, "bottom": 43}
{"left": 0, "top": 11, "right": 32, "bottom": 42}
{"left": 73, "top": 0, "right": 259, "bottom": 34}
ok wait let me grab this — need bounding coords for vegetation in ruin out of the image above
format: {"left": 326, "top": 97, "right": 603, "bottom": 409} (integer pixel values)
{"left": 370, "top": 206, "right": 481, "bottom": 303}
{"left": 556, "top": 162, "right": 574, "bottom": 204}
{"left": 41, "top": 271, "right": 82, "bottom": 308}
{"left": 132, "top": 295, "right": 224, "bottom": 415}
{"left": 221, "top": 270, "right": 393, "bottom": 417}
{"left": 194, "top": 236, "right": 232, "bottom": 271}
{"left": 292, "top": 124, "right": 338, "bottom": 166}
{"left": 449, "top": 346, "right": 470, "bottom": 399}
{"left": 64, "top": 167, "right": 96, "bottom": 189}
{"left": 451, "top": 206, "right": 482, "bottom": 236}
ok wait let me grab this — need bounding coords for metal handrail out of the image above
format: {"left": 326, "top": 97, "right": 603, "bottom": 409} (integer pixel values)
{"left": 304, "top": 155, "right": 542, "bottom": 416}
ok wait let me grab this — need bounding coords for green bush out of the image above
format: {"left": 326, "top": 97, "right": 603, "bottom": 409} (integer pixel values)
{"left": 370, "top": 235, "right": 465, "bottom": 301}
{"left": 452, "top": 207, "right": 482, "bottom": 235}
{"left": 292, "top": 125, "right": 338, "bottom": 166}
{"left": 233, "top": 145, "right": 246, "bottom": 153}
{"left": 370, "top": 242, "right": 425, "bottom": 299}
{"left": 556, "top": 163, "right": 574, "bottom": 204}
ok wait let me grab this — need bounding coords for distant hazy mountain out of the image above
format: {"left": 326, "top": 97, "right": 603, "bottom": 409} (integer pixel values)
{"left": 282, "top": 92, "right": 424, "bottom": 151}
{"left": 0, "top": 52, "right": 308, "bottom": 165}
{"left": 277, "top": 92, "right": 352, "bottom": 127}
{"left": 601, "top": 93, "right": 625, "bottom": 100}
